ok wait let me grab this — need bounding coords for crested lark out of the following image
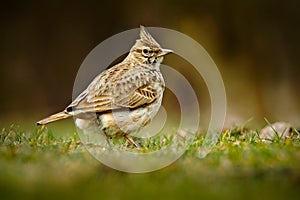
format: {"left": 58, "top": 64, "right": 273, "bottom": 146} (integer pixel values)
{"left": 37, "top": 26, "right": 173, "bottom": 147}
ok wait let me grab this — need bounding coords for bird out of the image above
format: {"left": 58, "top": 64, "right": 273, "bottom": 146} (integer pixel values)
{"left": 37, "top": 25, "right": 173, "bottom": 147}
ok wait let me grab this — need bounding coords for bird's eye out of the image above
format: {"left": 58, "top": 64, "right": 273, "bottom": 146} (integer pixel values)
{"left": 143, "top": 49, "right": 148, "bottom": 54}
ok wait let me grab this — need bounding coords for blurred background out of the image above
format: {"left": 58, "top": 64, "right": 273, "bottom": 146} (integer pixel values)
{"left": 0, "top": 0, "right": 299, "bottom": 128}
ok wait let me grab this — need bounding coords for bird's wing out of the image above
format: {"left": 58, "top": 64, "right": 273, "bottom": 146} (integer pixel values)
{"left": 66, "top": 69, "right": 162, "bottom": 114}
{"left": 115, "top": 83, "right": 158, "bottom": 108}
{"left": 68, "top": 83, "right": 159, "bottom": 113}
{"left": 68, "top": 93, "right": 116, "bottom": 113}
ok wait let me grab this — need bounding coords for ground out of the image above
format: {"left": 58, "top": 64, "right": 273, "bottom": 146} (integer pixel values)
{"left": 0, "top": 121, "right": 299, "bottom": 200}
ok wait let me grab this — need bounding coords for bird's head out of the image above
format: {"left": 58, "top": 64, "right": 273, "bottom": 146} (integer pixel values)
{"left": 129, "top": 26, "right": 173, "bottom": 66}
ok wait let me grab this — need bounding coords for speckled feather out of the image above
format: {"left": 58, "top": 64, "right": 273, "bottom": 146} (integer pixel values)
{"left": 67, "top": 63, "right": 164, "bottom": 114}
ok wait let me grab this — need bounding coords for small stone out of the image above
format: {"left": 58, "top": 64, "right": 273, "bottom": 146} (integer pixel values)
{"left": 260, "top": 122, "right": 292, "bottom": 140}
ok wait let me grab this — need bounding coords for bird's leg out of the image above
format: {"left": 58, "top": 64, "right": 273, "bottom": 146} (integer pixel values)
{"left": 102, "top": 131, "right": 112, "bottom": 147}
{"left": 95, "top": 116, "right": 112, "bottom": 147}
{"left": 124, "top": 134, "right": 140, "bottom": 148}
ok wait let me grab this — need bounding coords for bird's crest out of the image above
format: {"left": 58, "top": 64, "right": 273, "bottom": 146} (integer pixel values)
{"left": 135, "top": 25, "right": 161, "bottom": 48}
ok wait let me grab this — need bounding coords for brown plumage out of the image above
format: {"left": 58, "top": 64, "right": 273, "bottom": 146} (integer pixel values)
{"left": 37, "top": 26, "right": 173, "bottom": 147}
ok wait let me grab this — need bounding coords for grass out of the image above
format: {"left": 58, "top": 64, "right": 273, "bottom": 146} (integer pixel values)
{"left": 0, "top": 123, "right": 300, "bottom": 200}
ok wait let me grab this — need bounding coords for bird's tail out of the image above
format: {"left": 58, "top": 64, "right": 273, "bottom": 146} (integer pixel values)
{"left": 37, "top": 111, "right": 71, "bottom": 125}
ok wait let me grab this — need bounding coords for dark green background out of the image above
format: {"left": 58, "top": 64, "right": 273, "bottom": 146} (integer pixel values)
{"left": 0, "top": 0, "right": 299, "bottom": 126}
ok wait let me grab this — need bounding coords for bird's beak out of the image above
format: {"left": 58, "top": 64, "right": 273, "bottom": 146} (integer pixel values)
{"left": 157, "top": 48, "right": 173, "bottom": 57}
